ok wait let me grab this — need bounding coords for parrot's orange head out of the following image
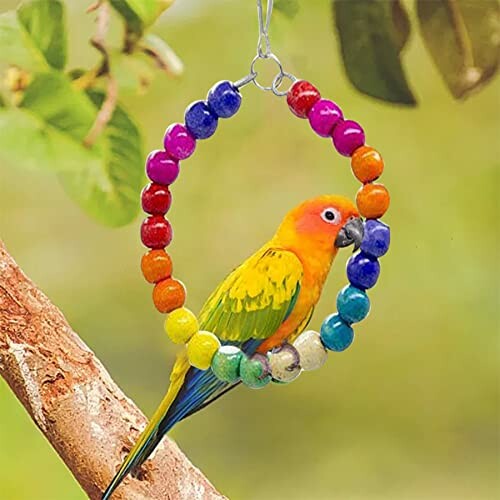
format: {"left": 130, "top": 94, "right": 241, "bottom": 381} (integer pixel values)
{"left": 275, "top": 195, "right": 363, "bottom": 256}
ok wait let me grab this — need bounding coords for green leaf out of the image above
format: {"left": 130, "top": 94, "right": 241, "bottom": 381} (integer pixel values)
{"left": 140, "top": 34, "right": 183, "bottom": 76}
{"left": 109, "top": 50, "right": 156, "bottom": 94}
{"left": 392, "top": 0, "right": 411, "bottom": 52}
{"left": 416, "top": 0, "right": 500, "bottom": 99}
{"left": 0, "top": 0, "right": 66, "bottom": 71}
{"left": 109, "top": 0, "right": 173, "bottom": 36}
{"left": 275, "top": 0, "right": 300, "bottom": 19}
{"left": 332, "top": 0, "right": 416, "bottom": 105}
{"left": 0, "top": 107, "right": 95, "bottom": 172}
{"left": 17, "top": 0, "right": 67, "bottom": 70}
{"left": 0, "top": 11, "right": 48, "bottom": 71}
{"left": 21, "top": 72, "right": 97, "bottom": 141}
{"left": 58, "top": 91, "right": 144, "bottom": 227}
{"left": 6, "top": 71, "right": 144, "bottom": 226}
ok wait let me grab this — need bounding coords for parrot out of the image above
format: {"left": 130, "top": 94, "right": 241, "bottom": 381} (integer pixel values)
{"left": 102, "top": 194, "right": 363, "bottom": 499}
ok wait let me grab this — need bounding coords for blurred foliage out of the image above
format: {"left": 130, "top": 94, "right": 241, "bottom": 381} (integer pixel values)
{"left": 0, "top": 1, "right": 499, "bottom": 499}
{"left": 0, "top": 0, "right": 498, "bottom": 226}
{"left": 279, "top": 0, "right": 500, "bottom": 105}
{"left": 0, "top": 0, "right": 181, "bottom": 226}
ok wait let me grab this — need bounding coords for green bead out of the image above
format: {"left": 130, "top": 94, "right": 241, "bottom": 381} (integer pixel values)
{"left": 239, "top": 353, "right": 271, "bottom": 389}
{"left": 211, "top": 345, "right": 243, "bottom": 382}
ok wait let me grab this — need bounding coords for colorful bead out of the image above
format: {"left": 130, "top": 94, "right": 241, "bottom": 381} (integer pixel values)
{"left": 164, "top": 307, "right": 199, "bottom": 344}
{"left": 337, "top": 285, "right": 370, "bottom": 324}
{"left": 239, "top": 353, "right": 271, "bottom": 389}
{"left": 187, "top": 331, "right": 221, "bottom": 370}
{"left": 185, "top": 100, "right": 218, "bottom": 139}
{"left": 320, "top": 313, "right": 354, "bottom": 352}
{"left": 145, "top": 150, "right": 180, "bottom": 185}
{"left": 268, "top": 344, "right": 301, "bottom": 383}
{"left": 293, "top": 330, "right": 328, "bottom": 371}
{"left": 346, "top": 252, "right": 380, "bottom": 290}
{"left": 141, "top": 249, "right": 172, "bottom": 283}
{"left": 361, "top": 219, "right": 390, "bottom": 258}
{"left": 140, "top": 215, "right": 173, "bottom": 249}
{"left": 152, "top": 278, "right": 186, "bottom": 313}
{"left": 141, "top": 183, "right": 172, "bottom": 215}
{"left": 351, "top": 146, "right": 384, "bottom": 183}
{"left": 287, "top": 80, "right": 321, "bottom": 118}
{"left": 308, "top": 99, "right": 343, "bottom": 137}
{"left": 332, "top": 120, "right": 365, "bottom": 157}
{"left": 207, "top": 81, "right": 242, "bottom": 118}
{"left": 356, "top": 183, "right": 390, "bottom": 219}
{"left": 211, "top": 345, "right": 243, "bottom": 382}
{"left": 164, "top": 123, "right": 196, "bottom": 160}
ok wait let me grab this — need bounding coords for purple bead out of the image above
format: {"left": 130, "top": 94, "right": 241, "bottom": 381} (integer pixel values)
{"left": 361, "top": 219, "right": 390, "bottom": 258}
{"left": 308, "top": 99, "right": 343, "bottom": 137}
{"left": 346, "top": 251, "right": 380, "bottom": 290}
{"left": 146, "top": 150, "right": 180, "bottom": 185}
{"left": 185, "top": 100, "right": 218, "bottom": 139}
{"left": 164, "top": 123, "right": 196, "bottom": 160}
{"left": 332, "top": 120, "right": 365, "bottom": 157}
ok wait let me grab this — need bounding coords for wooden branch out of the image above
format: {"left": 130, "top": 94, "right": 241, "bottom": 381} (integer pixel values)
{"left": 0, "top": 240, "right": 224, "bottom": 500}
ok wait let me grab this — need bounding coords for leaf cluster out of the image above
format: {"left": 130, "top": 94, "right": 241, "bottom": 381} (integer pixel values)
{"left": 0, "top": 0, "right": 180, "bottom": 226}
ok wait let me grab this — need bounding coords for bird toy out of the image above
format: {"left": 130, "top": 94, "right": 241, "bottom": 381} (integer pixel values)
{"left": 103, "top": 1, "right": 390, "bottom": 497}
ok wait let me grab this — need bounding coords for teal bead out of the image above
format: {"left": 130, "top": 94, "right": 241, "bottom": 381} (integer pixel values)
{"left": 239, "top": 353, "right": 271, "bottom": 389}
{"left": 211, "top": 345, "right": 243, "bottom": 382}
{"left": 320, "top": 313, "right": 354, "bottom": 352}
{"left": 336, "top": 285, "right": 370, "bottom": 324}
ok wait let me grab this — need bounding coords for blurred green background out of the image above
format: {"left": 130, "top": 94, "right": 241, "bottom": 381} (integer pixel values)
{"left": 0, "top": 0, "right": 499, "bottom": 499}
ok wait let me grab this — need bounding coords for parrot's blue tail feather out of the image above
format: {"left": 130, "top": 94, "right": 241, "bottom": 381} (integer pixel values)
{"left": 101, "top": 340, "right": 261, "bottom": 499}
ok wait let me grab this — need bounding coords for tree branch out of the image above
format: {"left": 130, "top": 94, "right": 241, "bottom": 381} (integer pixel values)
{"left": 0, "top": 240, "right": 224, "bottom": 500}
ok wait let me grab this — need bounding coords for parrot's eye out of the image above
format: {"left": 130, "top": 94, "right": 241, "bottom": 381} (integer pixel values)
{"left": 321, "top": 208, "right": 341, "bottom": 225}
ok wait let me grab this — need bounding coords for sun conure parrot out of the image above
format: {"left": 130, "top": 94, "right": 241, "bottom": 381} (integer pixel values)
{"left": 102, "top": 194, "right": 363, "bottom": 499}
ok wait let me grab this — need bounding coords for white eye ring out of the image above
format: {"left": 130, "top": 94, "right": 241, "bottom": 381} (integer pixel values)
{"left": 321, "top": 207, "right": 341, "bottom": 224}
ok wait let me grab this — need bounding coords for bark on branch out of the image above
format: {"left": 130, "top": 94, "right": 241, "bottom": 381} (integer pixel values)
{"left": 0, "top": 240, "right": 224, "bottom": 500}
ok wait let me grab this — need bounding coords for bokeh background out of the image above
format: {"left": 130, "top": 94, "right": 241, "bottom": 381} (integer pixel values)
{"left": 0, "top": 0, "right": 499, "bottom": 499}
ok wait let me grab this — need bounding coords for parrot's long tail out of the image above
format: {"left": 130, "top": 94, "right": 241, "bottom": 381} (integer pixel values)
{"left": 101, "top": 348, "right": 237, "bottom": 500}
{"left": 101, "top": 352, "right": 191, "bottom": 500}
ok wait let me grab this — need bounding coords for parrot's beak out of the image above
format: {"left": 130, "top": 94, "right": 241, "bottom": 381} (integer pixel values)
{"left": 335, "top": 218, "right": 364, "bottom": 251}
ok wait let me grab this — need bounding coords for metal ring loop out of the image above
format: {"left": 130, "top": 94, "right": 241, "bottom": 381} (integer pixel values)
{"left": 271, "top": 71, "right": 297, "bottom": 96}
{"left": 250, "top": 53, "right": 284, "bottom": 92}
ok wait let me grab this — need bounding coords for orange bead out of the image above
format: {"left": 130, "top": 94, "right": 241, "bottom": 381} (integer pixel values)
{"left": 153, "top": 278, "right": 186, "bottom": 313}
{"left": 351, "top": 146, "right": 384, "bottom": 183}
{"left": 356, "top": 183, "right": 390, "bottom": 219}
{"left": 141, "top": 249, "right": 173, "bottom": 283}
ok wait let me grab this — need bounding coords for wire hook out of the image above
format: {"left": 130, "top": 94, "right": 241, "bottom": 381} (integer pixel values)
{"left": 257, "top": 0, "right": 273, "bottom": 58}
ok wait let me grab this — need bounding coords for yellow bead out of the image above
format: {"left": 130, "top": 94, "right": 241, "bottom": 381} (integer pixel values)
{"left": 164, "top": 307, "right": 199, "bottom": 344}
{"left": 187, "top": 331, "right": 221, "bottom": 370}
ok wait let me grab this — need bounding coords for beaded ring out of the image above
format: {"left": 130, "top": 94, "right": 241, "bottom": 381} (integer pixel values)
{"left": 140, "top": 78, "right": 390, "bottom": 389}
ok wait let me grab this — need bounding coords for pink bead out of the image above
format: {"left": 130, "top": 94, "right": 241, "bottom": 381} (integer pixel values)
{"left": 146, "top": 150, "right": 180, "bottom": 185}
{"left": 164, "top": 123, "right": 196, "bottom": 160}
{"left": 308, "top": 99, "right": 343, "bottom": 137}
{"left": 332, "top": 120, "right": 365, "bottom": 157}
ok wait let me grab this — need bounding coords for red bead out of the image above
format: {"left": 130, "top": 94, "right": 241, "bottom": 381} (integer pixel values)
{"left": 141, "top": 183, "right": 172, "bottom": 215}
{"left": 141, "top": 216, "right": 173, "bottom": 249}
{"left": 287, "top": 80, "right": 321, "bottom": 118}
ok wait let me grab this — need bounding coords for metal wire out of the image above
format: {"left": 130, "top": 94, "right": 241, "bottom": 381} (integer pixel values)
{"left": 234, "top": 0, "right": 297, "bottom": 97}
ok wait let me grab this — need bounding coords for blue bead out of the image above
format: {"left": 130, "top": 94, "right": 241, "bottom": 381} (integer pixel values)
{"left": 185, "top": 100, "right": 218, "bottom": 139}
{"left": 207, "top": 81, "right": 242, "bottom": 118}
{"left": 320, "top": 313, "right": 354, "bottom": 352}
{"left": 346, "top": 252, "right": 380, "bottom": 290}
{"left": 361, "top": 219, "right": 390, "bottom": 258}
{"left": 337, "top": 285, "right": 370, "bottom": 324}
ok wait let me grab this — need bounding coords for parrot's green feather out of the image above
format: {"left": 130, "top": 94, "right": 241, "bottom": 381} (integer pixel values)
{"left": 199, "top": 247, "right": 303, "bottom": 340}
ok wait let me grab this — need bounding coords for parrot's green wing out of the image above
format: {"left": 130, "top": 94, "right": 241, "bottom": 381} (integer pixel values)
{"left": 199, "top": 247, "right": 303, "bottom": 342}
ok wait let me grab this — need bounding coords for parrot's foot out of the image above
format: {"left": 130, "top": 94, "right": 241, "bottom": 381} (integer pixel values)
{"left": 268, "top": 343, "right": 301, "bottom": 383}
